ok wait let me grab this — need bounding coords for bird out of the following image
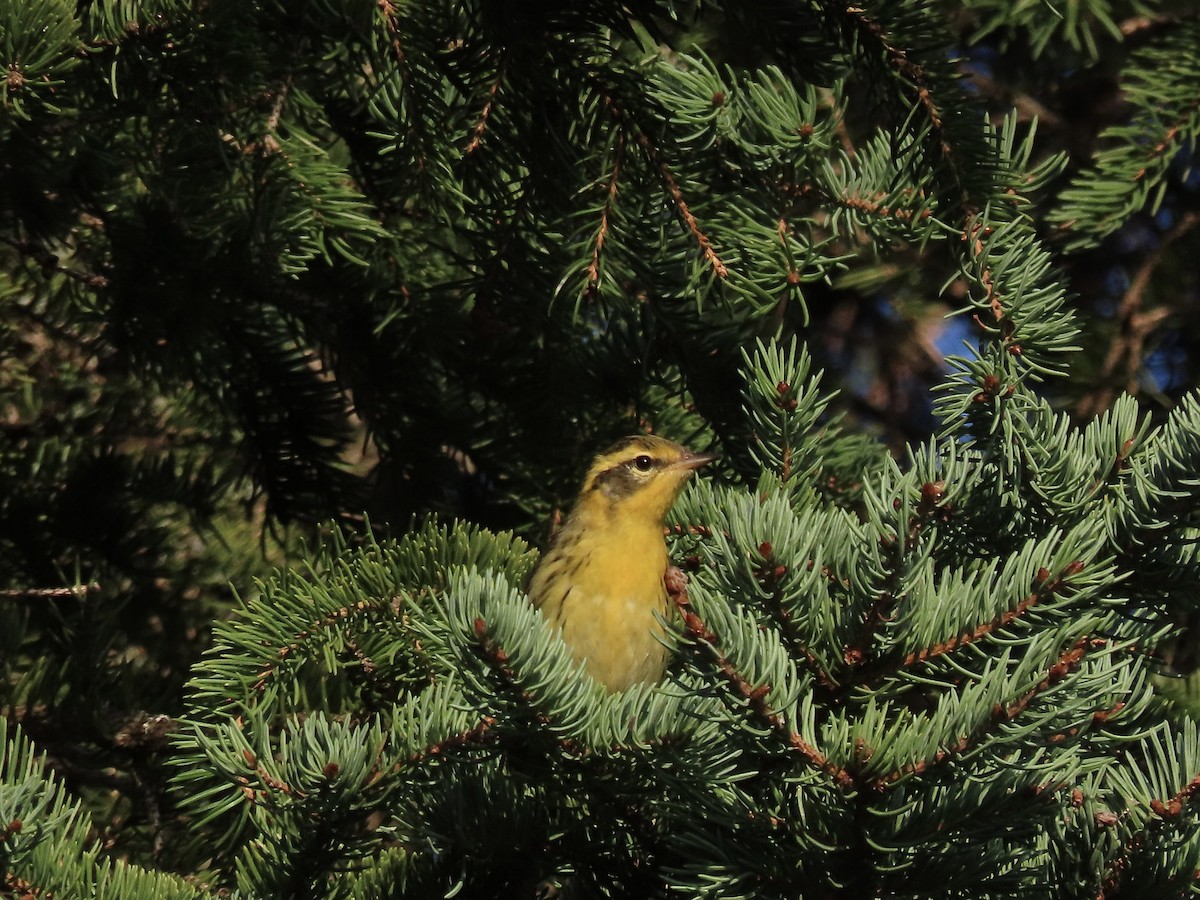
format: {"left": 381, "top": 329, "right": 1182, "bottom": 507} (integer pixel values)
{"left": 527, "top": 434, "right": 715, "bottom": 691}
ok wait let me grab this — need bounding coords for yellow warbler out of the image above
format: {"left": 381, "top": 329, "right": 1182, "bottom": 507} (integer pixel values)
{"left": 528, "top": 434, "right": 714, "bottom": 690}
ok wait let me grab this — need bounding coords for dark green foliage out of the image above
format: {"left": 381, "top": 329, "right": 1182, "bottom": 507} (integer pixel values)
{"left": 4, "top": 0, "right": 1200, "bottom": 897}
{"left": 1047, "top": 18, "right": 1200, "bottom": 250}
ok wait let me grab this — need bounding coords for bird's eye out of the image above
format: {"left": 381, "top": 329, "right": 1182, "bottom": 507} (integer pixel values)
{"left": 633, "top": 455, "right": 654, "bottom": 472}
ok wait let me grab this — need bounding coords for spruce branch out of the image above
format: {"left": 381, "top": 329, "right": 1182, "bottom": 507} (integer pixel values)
{"left": 583, "top": 129, "right": 625, "bottom": 302}
{"left": 637, "top": 127, "right": 730, "bottom": 281}
{"left": 402, "top": 716, "right": 498, "bottom": 768}
{"left": 842, "top": 478, "right": 945, "bottom": 672}
{"left": 866, "top": 635, "right": 1101, "bottom": 791}
{"left": 1096, "top": 726, "right": 1200, "bottom": 898}
{"left": 669, "top": 574, "right": 855, "bottom": 790}
{"left": 1048, "top": 18, "right": 1200, "bottom": 249}
{"left": 602, "top": 94, "right": 730, "bottom": 281}
{"left": 884, "top": 556, "right": 1087, "bottom": 676}
{"left": 749, "top": 545, "right": 840, "bottom": 695}
{"left": 839, "top": 4, "right": 959, "bottom": 197}
{"left": 0, "top": 233, "right": 108, "bottom": 288}
{"left": 0, "top": 582, "right": 101, "bottom": 600}
{"left": 464, "top": 53, "right": 507, "bottom": 156}
{"left": 376, "top": 0, "right": 408, "bottom": 70}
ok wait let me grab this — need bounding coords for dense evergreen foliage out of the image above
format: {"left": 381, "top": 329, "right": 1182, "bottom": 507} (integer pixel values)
{"left": 3, "top": 0, "right": 1200, "bottom": 896}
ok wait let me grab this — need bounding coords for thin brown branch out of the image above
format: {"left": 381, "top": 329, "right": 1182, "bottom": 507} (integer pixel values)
{"left": 0, "top": 234, "right": 108, "bottom": 288}
{"left": 1098, "top": 760, "right": 1200, "bottom": 897}
{"left": 1077, "top": 210, "right": 1200, "bottom": 419}
{"left": 376, "top": 0, "right": 407, "bottom": 68}
{"left": 583, "top": 130, "right": 625, "bottom": 301}
{"left": 781, "top": 180, "right": 932, "bottom": 229}
{"left": 668, "top": 576, "right": 854, "bottom": 789}
{"left": 250, "top": 598, "right": 386, "bottom": 695}
{"left": 465, "top": 56, "right": 507, "bottom": 155}
{"left": 842, "top": 6, "right": 961, "bottom": 205}
{"left": 869, "top": 637, "right": 1098, "bottom": 789}
{"left": 265, "top": 79, "right": 290, "bottom": 134}
{"left": 403, "top": 716, "right": 498, "bottom": 768}
{"left": 632, "top": 128, "right": 729, "bottom": 279}
{"left": 749, "top": 550, "right": 840, "bottom": 694}
{"left": 963, "top": 214, "right": 1008, "bottom": 330}
{"left": 898, "top": 560, "right": 1083, "bottom": 671}
{"left": 0, "top": 582, "right": 101, "bottom": 600}
{"left": 843, "top": 482, "right": 946, "bottom": 671}
{"left": 601, "top": 94, "right": 728, "bottom": 279}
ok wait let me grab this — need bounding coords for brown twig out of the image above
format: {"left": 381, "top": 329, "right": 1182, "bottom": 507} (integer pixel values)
{"left": 465, "top": 56, "right": 507, "bottom": 155}
{"left": 1076, "top": 210, "right": 1200, "bottom": 419}
{"left": 583, "top": 130, "right": 626, "bottom": 300}
{"left": 376, "top": 0, "right": 407, "bottom": 68}
{"left": 842, "top": 6, "right": 962, "bottom": 205}
{"left": 250, "top": 599, "right": 385, "bottom": 694}
{"left": 601, "top": 94, "right": 727, "bottom": 279}
{"left": 748, "top": 549, "right": 840, "bottom": 694}
{"left": 0, "top": 234, "right": 108, "bottom": 288}
{"left": 842, "top": 482, "right": 947, "bottom": 670}
{"left": 1098, "top": 762, "right": 1200, "bottom": 897}
{"left": 0, "top": 582, "right": 101, "bottom": 600}
{"left": 898, "top": 560, "right": 1083, "bottom": 671}
{"left": 869, "top": 637, "right": 1100, "bottom": 790}
{"left": 634, "top": 128, "right": 729, "bottom": 279}
{"left": 668, "top": 575, "right": 854, "bottom": 789}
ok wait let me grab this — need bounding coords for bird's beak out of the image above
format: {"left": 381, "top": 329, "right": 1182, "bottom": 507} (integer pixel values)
{"left": 671, "top": 449, "right": 718, "bottom": 472}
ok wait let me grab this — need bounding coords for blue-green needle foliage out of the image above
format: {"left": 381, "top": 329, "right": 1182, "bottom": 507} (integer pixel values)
{"left": 148, "top": 328, "right": 1200, "bottom": 899}
{"left": 0, "top": 719, "right": 203, "bottom": 900}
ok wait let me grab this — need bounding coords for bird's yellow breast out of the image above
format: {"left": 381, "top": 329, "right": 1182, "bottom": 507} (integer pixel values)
{"left": 529, "top": 502, "right": 673, "bottom": 691}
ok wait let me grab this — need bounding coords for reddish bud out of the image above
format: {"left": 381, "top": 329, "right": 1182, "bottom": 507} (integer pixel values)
{"left": 243, "top": 749, "right": 257, "bottom": 769}
{"left": 664, "top": 566, "right": 689, "bottom": 595}
{"left": 1065, "top": 560, "right": 1085, "bottom": 576}
{"left": 711, "top": 91, "right": 726, "bottom": 107}
{"left": 1071, "top": 789, "right": 1084, "bottom": 808}
{"left": 1036, "top": 567, "right": 1051, "bottom": 585}
{"left": 776, "top": 381, "right": 790, "bottom": 395}
{"left": 1094, "top": 810, "right": 1119, "bottom": 827}
{"left": 323, "top": 762, "right": 340, "bottom": 780}
{"left": 758, "top": 541, "right": 773, "bottom": 558}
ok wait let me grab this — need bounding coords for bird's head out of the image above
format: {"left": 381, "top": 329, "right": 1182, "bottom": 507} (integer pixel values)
{"left": 579, "top": 434, "right": 716, "bottom": 525}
